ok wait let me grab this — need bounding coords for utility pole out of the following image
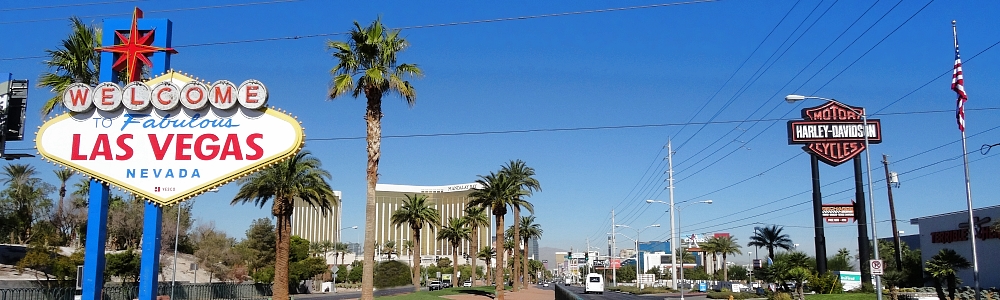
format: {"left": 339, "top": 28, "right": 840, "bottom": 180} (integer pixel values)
{"left": 667, "top": 140, "right": 678, "bottom": 290}
{"left": 611, "top": 210, "right": 617, "bottom": 287}
{"left": 882, "top": 154, "right": 903, "bottom": 269}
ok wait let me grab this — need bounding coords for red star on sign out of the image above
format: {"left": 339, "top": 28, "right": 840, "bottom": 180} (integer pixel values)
{"left": 96, "top": 7, "right": 177, "bottom": 82}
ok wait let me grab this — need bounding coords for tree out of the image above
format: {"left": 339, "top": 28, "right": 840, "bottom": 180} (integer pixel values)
{"left": 499, "top": 160, "right": 539, "bottom": 290}
{"left": 389, "top": 194, "right": 440, "bottom": 292}
{"left": 518, "top": 215, "right": 542, "bottom": 284}
{"left": 160, "top": 202, "right": 194, "bottom": 254}
{"left": 701, "top": 237, "right": 721, "bottom": 276}
{"left": 238, "top": 218, "right": 276, "bottom": 276}
{"left": 326, "top": 17, "right": 422, "bottom": 300}
{"left": 827, "top": 248, "right": 854, "bottom": 271}
{"left": 50, "top": 169, "right": 74, "bottom": 244}
{"left": 925, "top": 248, "right": 971, "bottom": 300}
{"left": 437, "top": 217, "right": 470, "bottom": 284}
{"left": 786, "top": 267, "right": 810, "bottom": 300}
{"left": 747, "top": 225, "right": 794, "bottom": 260}
{"left": 381, "top": 240, "right": 397, "bottom": 260}
{"left": 192, "top": 223, "right": 239, "bottom": 282}
{"left": 335, "top": 242, "right": 350, "bottom": 265}
{"left": 715, "top": 236, "right": 741, "bottom": 281}
{"left": 468, "top": 171, "right": 526, "bottom": 300}
{"left": 463, "top": 205, "right": 489, "bottom": 286}
{"left": 231, "top": 151, "right": 335, "bottom": 300}
{"left": 1, "top": 164, "right": 55, "bottom": 244}
{"left": 38, "top": 17, "right": 101, "bottom": 117}
{"left": 727, "top": 265, "right": 749, "bottom": 281}
{"left": 106, "top": 194, "right": 143, "bottom": 250}
{"left": 478, "top": 246, "right": 496, "bottom": 285}
{"left": 105, "top": 250, "right": 141, "bottom": 283}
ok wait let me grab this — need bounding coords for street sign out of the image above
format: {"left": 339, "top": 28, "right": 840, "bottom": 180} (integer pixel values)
{"left": 870, "top": 259, "right": 884, "bottom": 275}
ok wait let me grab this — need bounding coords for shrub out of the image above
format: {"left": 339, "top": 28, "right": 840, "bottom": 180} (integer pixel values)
{"left": 768, "top": 292, "right": 793, "bottom": 300}
{"left": 707, "top": 291, "right": 758, "bottom": 299}
{"left": 373, "top": 260, "right": 412, "bottom": 288}
{"left": 808, "top": 272, "right": 844, "bottom": 294}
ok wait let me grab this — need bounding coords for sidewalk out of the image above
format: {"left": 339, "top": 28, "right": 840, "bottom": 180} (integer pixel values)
{"left": 442, "top": 286, "right": 553, "bottom": 300}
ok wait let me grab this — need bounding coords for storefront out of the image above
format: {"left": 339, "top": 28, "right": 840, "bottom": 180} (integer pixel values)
{"left": 910, "top": 204, "right": 1000, "bottom": 288}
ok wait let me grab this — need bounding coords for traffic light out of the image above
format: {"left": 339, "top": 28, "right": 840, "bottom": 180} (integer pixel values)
{"left": 1, "top": 79, "right": 26, "bottom": 141}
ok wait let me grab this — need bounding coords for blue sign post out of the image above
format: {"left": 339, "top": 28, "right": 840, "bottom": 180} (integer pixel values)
{"left": 80, "top": 8, "right": 174, "bottom": 300}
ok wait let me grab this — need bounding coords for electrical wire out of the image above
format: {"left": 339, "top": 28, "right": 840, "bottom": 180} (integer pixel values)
{"left": 0, "top": 0, "right": 305, "bottom": 25}
{"left": 0, "top": 0, "right": 146, "bottom": 12}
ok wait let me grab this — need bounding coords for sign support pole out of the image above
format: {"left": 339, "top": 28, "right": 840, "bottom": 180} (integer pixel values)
{"left": 139, "top": 203, "right": 163, "bottom": 300}
{"left": 853, "top": 157, "right": 872, "bottom": 286}
{"left": 882, "top": 155, "right": 903, "bottom": 270}
{"left": 810, "top": 154, "right": 827, "bottom": 274}
{"left": 81, "top": 181, "right": 110, "bottom": 300}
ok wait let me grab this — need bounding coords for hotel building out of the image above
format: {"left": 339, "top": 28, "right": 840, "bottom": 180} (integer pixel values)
{"left": 291, "top": 191, "right": 345, "bottom": 245}
{"left": 374, "top": 183, "right": 491, "bottom": 266}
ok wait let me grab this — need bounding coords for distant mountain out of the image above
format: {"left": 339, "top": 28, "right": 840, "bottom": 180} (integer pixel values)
{"left": 539, "top": 247, "right": 566, "bottom": 269}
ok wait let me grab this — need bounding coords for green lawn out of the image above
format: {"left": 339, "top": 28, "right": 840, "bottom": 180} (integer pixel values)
{"left": 377, "top": 286, "right": 497, "bottom": 300}
{"left": 805, "top": 293, "right": 877, "bottom": 300}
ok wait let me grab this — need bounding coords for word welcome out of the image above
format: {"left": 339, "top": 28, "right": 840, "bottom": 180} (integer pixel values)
{"left": 62, "top": 80, "right": 267, "bottom": 113}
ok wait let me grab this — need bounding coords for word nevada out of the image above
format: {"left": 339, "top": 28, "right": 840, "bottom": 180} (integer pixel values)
{"left": 62, "top": 80, "right": 268, "bottom": 113}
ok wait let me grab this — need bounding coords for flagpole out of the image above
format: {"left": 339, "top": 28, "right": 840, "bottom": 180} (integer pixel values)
{"left": 953, "top": 20, "right": 981, "bottom": 300}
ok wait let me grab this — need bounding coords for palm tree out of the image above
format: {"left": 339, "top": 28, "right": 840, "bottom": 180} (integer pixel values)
{"left": 335, "top": 242, "right": 350, "bottom": 265}
{"left": 715, "top": 236, "right": 741, "bottom": 281}
{"left": 39, "top": 17, "right": 101, "bottom": 117}
{"left": 747, "top": 225, "right": 794, "bottom": 260}
{"left": 437, "top": 217, "right": 470, "bottom": 284}
{"left": 925, "top": 248, "right": 972, "bottom": 300}
{"left": 701, "top": 237, "right": 722, "bottom": 277}
{"left": 518, "top": 215, "right": 542, "bottom": 284}
{"left": 52, "top": 168, "right": 74, "bottom": 242}
{"left": 326, "top": 18, "right": 422, "bottom": 300}
{"left": 463, "top": 205, "right": 489, "bottom": 286}
{"left": 499, "top": 160, "right": 540, "bottom": 290}
{"left": 468, "top": 172, "right": 525, "bottom": 300}
{"left": 382, "top": 240, "right": 397, "bottom": 260}
{"left": 389, "top": 194, "right": 440, "bottom": 292}
{"left": 231, "top": 151, "right": 335, "bottom": 300}
{"left": 478, "top": 246, "right": 496, "bottom": 284}
{"left": 402, "top": 239, "right": 414, "bottom": 257}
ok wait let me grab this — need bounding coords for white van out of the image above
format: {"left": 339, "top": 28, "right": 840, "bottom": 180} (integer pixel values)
{"left": 584, "top": 273, "right": 604, "bottom": 294}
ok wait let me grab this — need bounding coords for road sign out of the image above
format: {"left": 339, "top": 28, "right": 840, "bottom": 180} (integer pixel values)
{"left": 870, "top": 259, "right": 884, "bottom": 275}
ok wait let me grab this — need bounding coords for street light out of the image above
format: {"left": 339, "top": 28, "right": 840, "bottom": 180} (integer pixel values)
{"left": 614, "top": 224, "right": 660, "bottom": 290}
{"left": 340, "top": 226, "right": 358, "bottom": 262}
{"left": 655, "top": 199, "right": 712, "bottom": 300}
{"left": 786, "top": 94, "right": 882, "bottom": 300}
{"left": 748, "top": 251, "right": 753, "bottom": 285}
{"left": 648, "top": 200, "right": 712, "bottom": 293}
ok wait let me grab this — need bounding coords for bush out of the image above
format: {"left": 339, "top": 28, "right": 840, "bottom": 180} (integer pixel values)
{"left": 373, "top": 260, "right": 412, "bottom": 288}
{"left": 808, "top": 272, "right": 844, "bottom": 294}
{"left": 707, "top": 291, "right": 758, "bottom": 299}
{"left": 768, "top": 292, "right": 793, "bottom": 300}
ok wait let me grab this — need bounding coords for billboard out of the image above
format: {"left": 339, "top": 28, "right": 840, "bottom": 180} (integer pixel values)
{"left": 787, "top": 101, "right": 882, "bottom": 166}
{"left": 37, "top": 71, "right": 303, "bottom": 206}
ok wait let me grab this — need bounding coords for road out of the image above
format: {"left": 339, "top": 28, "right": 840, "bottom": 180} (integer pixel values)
{"left": 558, "top": 284, "right": 710, "bottom": 300}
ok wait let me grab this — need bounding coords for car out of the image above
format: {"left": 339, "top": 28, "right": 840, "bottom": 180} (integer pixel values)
{"left": 543, "top": 282, "right": 550, "bottom": 287}
{"left": 428, "top": 280, "right": 442, "bottom": 291}
{"left": 463, "top": 280, "right": 472, "bottom": 287}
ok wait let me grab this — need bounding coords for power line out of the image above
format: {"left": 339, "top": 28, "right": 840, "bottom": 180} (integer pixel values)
{"left": 0, "top": 0, "right": 305, "bottom": 25}
{"left": 0, "top": 0, "right": 146, "bottom": 12}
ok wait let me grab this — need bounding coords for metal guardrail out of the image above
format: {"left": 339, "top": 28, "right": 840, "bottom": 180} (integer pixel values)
{"left": 554, "top": 284, "right": 582, "bottom": 300}
{"left": 0, "top": 283, "right": 273, "bottom": 300}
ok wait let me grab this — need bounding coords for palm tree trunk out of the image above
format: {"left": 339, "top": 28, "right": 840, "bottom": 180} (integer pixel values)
{"left": 521, "top": 240, "right": 529, "bottom": 286}
{"left": 512, "top": 207, "right": 521, "bottom": 291}
{"left": 470, "top": 229, "right": 478, "bottom": 287}
{"left": 947, "top": 275, "right": 956, "bottom": 300}
{"left": 361, "top": 92, "right": 383, "bottom": 300}
{"left": 274, "top": 213, "right": 292, "bottom": 300}
{"left": 494, "top": 215, "right": 505, "bottom": 300}
{"left": 411, "top": 230, "right": 420, "bottom": 292}
{"left": 453, "top": 246, "right": 459, "bottom": 285}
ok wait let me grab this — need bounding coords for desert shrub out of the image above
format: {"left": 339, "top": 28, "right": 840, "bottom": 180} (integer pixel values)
{"left": 373, "top": 260, "right": 412, "bottom": 288}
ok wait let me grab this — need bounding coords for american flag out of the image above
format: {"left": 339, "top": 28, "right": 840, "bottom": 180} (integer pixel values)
{"left": 953, "top": 40, "right": 967, "bottom": 132}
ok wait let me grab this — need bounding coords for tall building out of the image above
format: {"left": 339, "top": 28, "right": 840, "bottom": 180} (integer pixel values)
{"left": 373, "top": 183, "right": 490, "bottom": 266}
{"left": 528, "top": 237, "right": 539, "bottom": 260}
{"left": 291, "top": 191, "right": 344, "bottom": 244}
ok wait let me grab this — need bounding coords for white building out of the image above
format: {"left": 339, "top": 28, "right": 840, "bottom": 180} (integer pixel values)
{"left": 910, "top": 204, "right": 1000, "bottom": 288}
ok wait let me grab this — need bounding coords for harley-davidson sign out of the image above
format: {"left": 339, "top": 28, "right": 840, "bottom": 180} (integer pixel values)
{"left": 788, "top": 101, "right": 881, "bottom": 166}
{"left": 36, "top": 71, "right": 304, "bottom": 206}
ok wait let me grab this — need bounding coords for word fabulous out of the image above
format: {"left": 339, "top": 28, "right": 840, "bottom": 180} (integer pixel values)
{"left": 62, "top": 79, "right": 268, "bottom": 113}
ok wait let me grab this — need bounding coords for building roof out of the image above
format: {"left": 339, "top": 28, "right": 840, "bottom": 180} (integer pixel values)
{"left": 909, "top": 204, "right": 1000, "bottom": 225}
{"left": 375, "top": 183, "right": 481, "bottom": 194}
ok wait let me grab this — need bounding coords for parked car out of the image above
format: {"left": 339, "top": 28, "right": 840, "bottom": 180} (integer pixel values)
{"left": 428, "top": 280, "right": 442, "bottom": 291}
{"left": 463, "top": 280, "right": 472, "bottom": 287}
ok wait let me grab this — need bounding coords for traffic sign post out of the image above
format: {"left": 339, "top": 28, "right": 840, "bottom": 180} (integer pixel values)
{"left": 870, "top": 259, "right": 884, "bottom": 275}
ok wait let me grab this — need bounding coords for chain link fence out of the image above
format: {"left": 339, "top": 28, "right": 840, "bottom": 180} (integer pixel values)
{"left": 0, "top": 283, "right": 273, "bottom": 300}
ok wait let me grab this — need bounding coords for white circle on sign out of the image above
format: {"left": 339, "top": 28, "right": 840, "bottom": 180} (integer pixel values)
{"left": 150, "top": 81, "right": 180, "bottom": 111}
{"left": 180, "top": 82, "right": 210, "bottom": 110}
{"left": 92, "top": 82, "right": 122, "bottom": 112}
{"left": 122, "top": 82, "right": 152, "bottom": 111}
{"left": 208, "top": 80, "right": 238, "bottom": 110}
{"left": 62, "top": 83, "right": 94, "bottom": 113}
{"left": 237, "top": 80, "right": 268, "bottom": 109}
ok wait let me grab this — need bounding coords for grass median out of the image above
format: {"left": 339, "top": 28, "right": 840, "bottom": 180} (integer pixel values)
{"left": 377, "top": 286, "right": 500, "bottom": 300}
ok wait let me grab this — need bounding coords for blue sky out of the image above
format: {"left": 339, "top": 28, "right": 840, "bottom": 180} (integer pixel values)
{"left": 3, "top": 0, "right": 1000, "bottom": 265}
